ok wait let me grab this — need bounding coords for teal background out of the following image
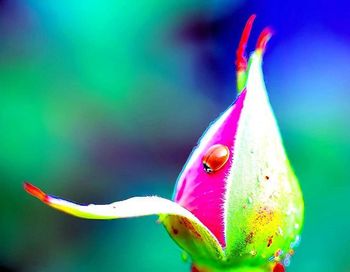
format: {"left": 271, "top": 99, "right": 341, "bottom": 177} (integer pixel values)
{"left": 1, "top": 1, "right": 349, "bottom": 271}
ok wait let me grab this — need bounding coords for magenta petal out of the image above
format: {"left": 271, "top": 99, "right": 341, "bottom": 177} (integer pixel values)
{"left": 173, "top": 90, "right": 247, "bottom": 247}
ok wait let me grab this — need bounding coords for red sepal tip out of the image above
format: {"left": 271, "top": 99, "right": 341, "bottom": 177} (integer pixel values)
{"left": 191, "top": 265, "right": 206, "bottom": 272}
{"left": 24, "top": 182, "right": 49, "bottom": 203}
{"left": 236, "top": 14, "right": 256, "bottom": 72}
{"left": 273, "top": 262, "right": 285, "bottom": 272}
{"left": 256, "top": 27, "right": 273, "bottom": 53}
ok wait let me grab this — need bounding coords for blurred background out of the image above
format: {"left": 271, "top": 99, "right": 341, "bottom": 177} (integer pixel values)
{"left": 1, "top": 0, "right": 349, "bottom": 271}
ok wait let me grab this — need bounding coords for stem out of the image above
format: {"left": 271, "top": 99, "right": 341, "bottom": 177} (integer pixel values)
{"left": 192, "top": 263, "right": 270, "bottom": 272}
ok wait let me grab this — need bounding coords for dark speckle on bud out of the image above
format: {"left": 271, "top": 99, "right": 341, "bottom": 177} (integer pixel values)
{"left": 267, "top": 236, "right": 273, "bottom": 247}
{"left": 172, "top": 226, "right": 179, "bottom": 235}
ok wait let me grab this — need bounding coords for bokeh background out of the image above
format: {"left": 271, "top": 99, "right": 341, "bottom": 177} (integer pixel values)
{"left": 1, "top": 1, "right": 349, "bottom": 271}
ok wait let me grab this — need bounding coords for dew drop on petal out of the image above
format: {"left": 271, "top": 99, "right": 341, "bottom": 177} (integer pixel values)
{"left": 247, "top": 196, "right": 253, "bottom": 204}
{"left": 268, "top": 255, "right": 275, "bottom": 262}
{"left": 290, "top": 235, "right": 301, "bottom": 248}
{"left": 274, "top": 249, "right": 283, "bottom": 257}
{"left": 181, "top": 251, "right": 189, "bottom": 262}
{"left": 283, "top": 255, "right": 291, "bottom": 267}
{"left": 277, "top": 226, "right": 283, "bottom": 236}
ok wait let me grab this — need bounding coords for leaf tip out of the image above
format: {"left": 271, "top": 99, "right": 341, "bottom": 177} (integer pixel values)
{"left": 24, "top": 182, "right": 50, "bottom": 203}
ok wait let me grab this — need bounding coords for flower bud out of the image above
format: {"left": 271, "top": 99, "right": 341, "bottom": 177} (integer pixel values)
{"left": 24, "top": 15, "right": 303, "bottom": 272}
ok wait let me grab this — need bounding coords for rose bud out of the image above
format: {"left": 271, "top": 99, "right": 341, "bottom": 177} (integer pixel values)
{"left": 24, "top": 15, "right": 304, "bottom": 272}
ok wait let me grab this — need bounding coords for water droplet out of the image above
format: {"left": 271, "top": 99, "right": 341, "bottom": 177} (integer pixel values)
{"left": 250, "top": 250, "right": 257, "bottom": 256}
{"left": 277, "top": 226, "right": 283, "bottom": 236}
{"left": 294, "top": 223, "right": 300, "bottom": 229}
{"left": 202, "top": 144, "right": 230, "bottom": 173}
{"left": 290, "top": 235, "right": 301, "bottom": 248}
{"left": 247, "top": 196, "right": 253, "bottom": 204}
{"left": 274, "top": 249, "right": 283, "bottom": 257}
{"left": 286, "top": 206, "right": 296, "bottom": 216}
{"left": 283, "top": 255, "right": 291, "bottom": 267}
{"left": 181, "top": 251, "right": 189, "bottom": 262}
{"left": 268, "top": 255, "right": 275, "bottom": 262}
